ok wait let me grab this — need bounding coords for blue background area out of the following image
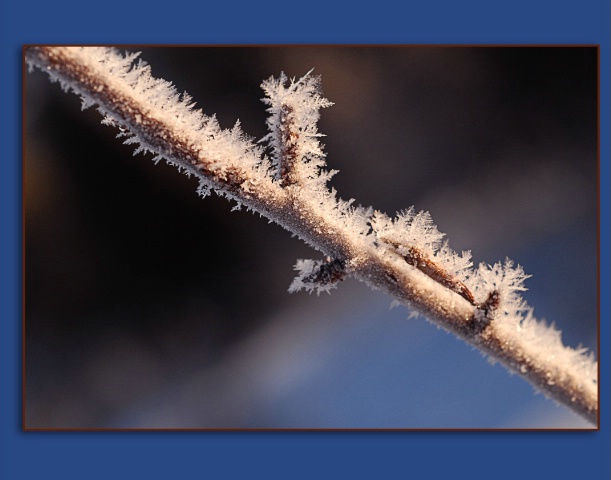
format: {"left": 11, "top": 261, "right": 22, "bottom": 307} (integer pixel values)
{"left": 1, "top": 0, "right": 610, "bottom": 479}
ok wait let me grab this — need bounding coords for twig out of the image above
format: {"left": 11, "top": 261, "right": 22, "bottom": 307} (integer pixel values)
{"left": 26, "top": 46, "right": 598, "bottom": 425}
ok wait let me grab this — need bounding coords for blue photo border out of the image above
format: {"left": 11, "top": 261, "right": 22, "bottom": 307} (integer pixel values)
{"left": 1, "top": 0, "right": 609, "bottom": 478}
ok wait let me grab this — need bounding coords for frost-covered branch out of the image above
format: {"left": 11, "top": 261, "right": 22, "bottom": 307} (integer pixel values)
{"left": 26, "top": 46, "right": 598, "bottom": 425}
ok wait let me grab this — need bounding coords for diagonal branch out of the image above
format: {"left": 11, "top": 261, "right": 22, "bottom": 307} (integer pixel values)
{"left": 25, "top": 46, "right": 598, "bottom": 425}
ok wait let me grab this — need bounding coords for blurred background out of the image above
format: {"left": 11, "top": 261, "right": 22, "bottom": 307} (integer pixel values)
{"left": 24, "top": 46, "right": 598, "bottom": 428}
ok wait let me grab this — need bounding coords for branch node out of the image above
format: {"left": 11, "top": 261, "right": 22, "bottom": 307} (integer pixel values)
{"left": 289, "top": 257, "right": 347, "bottom": 295}
{"left": 387, "top": 241, "right": 476, "bottom": 306}
{"left": 472, "top": 289, "right": 501, "bottom": 333}
{"left": 260, "top": 71, "right": 333, "bottom": 189}
{"left": 276, "top": 104, "right": 300, "bottom": 187}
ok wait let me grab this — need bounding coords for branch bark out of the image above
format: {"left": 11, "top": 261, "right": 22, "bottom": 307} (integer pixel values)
{"left": 25, "top": 46, "right": 598, "bottom": 425}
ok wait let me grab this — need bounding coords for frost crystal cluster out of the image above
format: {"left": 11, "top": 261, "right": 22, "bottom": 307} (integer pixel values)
{"left": 26, "top": 46, "right": 598, "bottom": 424}
{"left": 260, "top": 71, "right": 333, "bottom": 187}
